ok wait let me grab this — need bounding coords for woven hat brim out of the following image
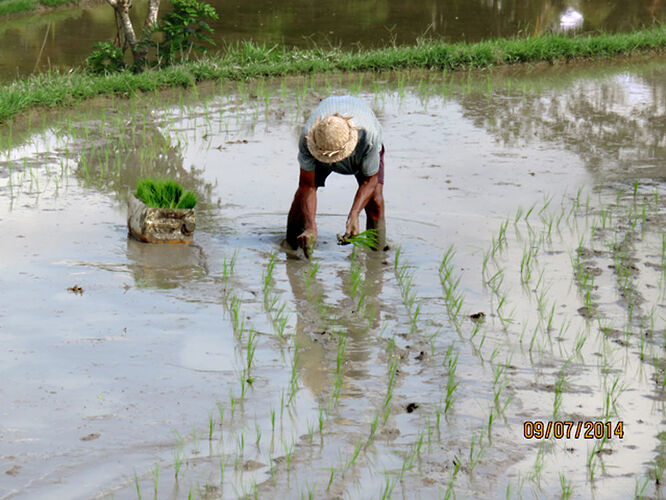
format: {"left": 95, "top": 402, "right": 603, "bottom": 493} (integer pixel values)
{"left": 306, "top": 118, "right": 359, "bottom": 164}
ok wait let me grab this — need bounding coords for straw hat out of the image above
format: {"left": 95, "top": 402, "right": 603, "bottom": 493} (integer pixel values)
{"left": 305, "top": 113, "right": 358, "bottom": 164}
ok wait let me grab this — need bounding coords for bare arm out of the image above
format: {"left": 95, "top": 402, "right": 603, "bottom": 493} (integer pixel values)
{"left": 345, "top": 172, "right": 379, "bottom": 237}
{"left": 286, "top": 169, "right": 318, "bottom": 256}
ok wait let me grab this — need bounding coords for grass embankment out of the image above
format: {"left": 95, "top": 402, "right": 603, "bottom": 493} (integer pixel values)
{"left": 1, "top": 26, "right": 665, "bottom": 123}
{"left": 0, "top": 0, "right": 74, "bottom": 16}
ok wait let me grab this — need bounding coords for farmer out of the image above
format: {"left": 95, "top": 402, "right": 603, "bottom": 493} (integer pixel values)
{"left": 285, "top": 95, "right": 385, "bottom": 257}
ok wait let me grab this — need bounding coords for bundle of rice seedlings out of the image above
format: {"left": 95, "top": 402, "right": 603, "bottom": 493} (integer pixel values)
{"left": 135, "top": 178, "right": 197, "bottom": 209}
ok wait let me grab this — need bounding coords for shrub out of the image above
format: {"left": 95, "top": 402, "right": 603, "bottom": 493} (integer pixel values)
{"left": 85, "top": 42, "right": 125, "bottom": 75}
{"left": 151, "top": 0, "right": 218, "bottom": 64}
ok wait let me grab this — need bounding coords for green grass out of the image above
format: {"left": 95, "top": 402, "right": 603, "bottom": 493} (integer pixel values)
{"left": 135, "top": 178, "right": 197, "bottom": 209}
{"left": 0, "top": 0, "right": 36, "bottom": 15}
{"left": 0, "top": 0, "right": 73, "bottom": 15}
{"left": 1, "top": 27, "right": 665, "bottom": 123}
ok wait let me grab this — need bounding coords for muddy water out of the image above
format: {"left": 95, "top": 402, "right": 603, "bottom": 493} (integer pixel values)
{"left": 0, "top": 58, "right": 665, "bottom": 499}
{"left": 2, "top": 0, "right": 666, "bottom": 81}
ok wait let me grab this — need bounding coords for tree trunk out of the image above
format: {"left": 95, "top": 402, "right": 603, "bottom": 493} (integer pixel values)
{"left": 144, "top": 0, "right": 160, "bottom": 29}
{"left": 106, "top": 0, "right": 159, "bottom": 72}
{"left": 106, "top": 0, "right": 138, "bottom": 48}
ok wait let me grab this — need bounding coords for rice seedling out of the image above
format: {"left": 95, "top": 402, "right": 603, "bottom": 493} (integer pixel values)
{"left": 443, "top": 459, "right": 460, "bottom": 500}
{"left": 439, "top": 246, "right": 466, "bottom": 331}
{"left": 301, "top": 482, "right": 318, "bottom": 500}
{"left": 524, "top": 202, "right": 537, "bottom": 223}
{"left": 134, "top": 176, "right": 197, "bottom": 208}
{"left": 382, "top": 352, "right": 399, "bottom": 423}
{"left": 330, "top": 333, "right": 348, "bottom": 410}
{"left": 288, "top": 342, "right": 301, "bottom": 404}
{"left": 560, "top": 473, "right": 573, "bottom": 499}
{"left": 227, "top": 295, "right": 245, "bottom": 339}
{"left": 236, "top": 431, "right": 246, "bottom": 460}
{"left": 304, "top": 260, "right": 320, "bottom": 300}
{"left": 368, "top": 412, "right": 380, "bottom": 442}
{"left": 262, "top": 251, "right": 278, "bottom": 301}
{"left": 496, "top": 295, "right": 515, "bottom": 329}
{"left": 273, "top": 303, "right": 289, "bottom": 339}
{"left": 216, "top": 402, "right": 225, "bottom": 431}
{"left": 520, "top": 243, "right": 537, "bottom": 284}
{"left": 284, "top": 440, "right": 295, "bottom": 473}
{"left": 573, "top": 329, "right": 588, "bottom": 357}
{"left": 229, "top": 391, "right": 238, "bottom": 419}
{"left": 602, "top": 376, "right": 625, "bottom": 418}
{"left": 394, "top": 246, "right": 421, "bottom": 321}
{"left": 553, "top": 360, "right": 570, "bottom": 417}
{"left": 246, "top": 328, "right": 257, "bottom": 377}
{"left": 134, "top": 471, "right": 142, "bottom": 499}
{"left": 635, "top": 476, "right": 649, "bottom": 499}
{"left": 219, "top": 455, "right": 226, "bottom": 484}
{"left": 349, "top": 249, "right": 363, "bottom": 300}
{"left": 343, "top": 440, "right": 364, "bottom": 474}
{"left": 443, "top": 345, "right": 459, "bottom": 413}
{"left": 173, "top": 447, "right": 183, "bottom": 479}
{"left": 531, "top": 442, "right": 546, "bottom": 483}
{"left": 514, "top": 206, "right": 524, "bottom": 225}
{"left": 239, "top": 369, "right": 249, "bottom": 400}
{"left": 486, "top": 269, "right": 505, "bottom": 296}
{"left": 270, "top": 408, "right": 276, "bottom": 434}
{"left": 254, "top": 421, "right": 262, "bottom": 448}
{"left": 221, "top": 250, "right": 239, "bottom": 288}
{"left": 491, "top": 220, "right": 509, "bottom": 254}
{"left": 326, "top": 467, "right": 336, "bottom": 490}
{"left": 191, "top": 426, "right": 201, "bottom": 455}
{"left": 146, "top": 462, "right": 158, "bottom": 496}
{"left": 482, "top": 248, "right": 492, "bottom": 279}
{"left": 379, "top": 474, "right": 397, "bottom": 500}
{"left": 487, "top": 408, "right": 495, "bottom": 442}
{"left": 650, "top": 438, "right": 666, "bottom": 488}
{"left": 467, "top": 430, "right": 486, "bottom": 473}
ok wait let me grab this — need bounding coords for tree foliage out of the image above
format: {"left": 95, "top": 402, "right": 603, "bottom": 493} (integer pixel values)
{"left": 85, "top": 41, "right": 126, "bottom": 75}
{"left": 154, "top": 0, "right": 219, "bottom": 64}
{"left": 97, "top": 0, "right": 217, "bottom": 73}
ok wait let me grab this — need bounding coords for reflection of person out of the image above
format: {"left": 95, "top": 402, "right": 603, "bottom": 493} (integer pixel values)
{"left": 284, "top": 249, "right": 385, "bottom": 399}
{"left": 285, "top": 96, "right": 385, "bottom": 257}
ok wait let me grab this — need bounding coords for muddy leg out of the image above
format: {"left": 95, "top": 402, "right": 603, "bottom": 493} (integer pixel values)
{"left": 286, "top": 206, "right": 306, "bottom": 249}
{"left": 285, "top": 181, "right": 318, "bottom": 253}
{"left": 364, "top": 183, "right": 386, "bottom": 248}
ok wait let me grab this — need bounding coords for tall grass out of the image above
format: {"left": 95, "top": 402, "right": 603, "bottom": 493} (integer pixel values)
{"left": 0, "top": 0, "right": 71, "bottom": 15}
{"left": 0, "top": 0, "right": 36, "bottom": 15}
{"left": 1, "top": 27, "right": 665, "bottom": 122}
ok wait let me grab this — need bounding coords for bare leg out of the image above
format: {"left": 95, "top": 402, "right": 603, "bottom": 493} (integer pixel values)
{"left": 361, "top": 182, "right": 386, "bottom": 248}
{"left": 286, "top": 169, "right": 318, "bottom": 256}
{"left": 364, "top": 182, "right": 384, "bottom": 229}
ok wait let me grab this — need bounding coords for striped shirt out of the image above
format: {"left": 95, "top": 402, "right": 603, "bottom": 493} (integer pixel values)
{"left": 298, "top": 96, "right": 382, "bottom": 177}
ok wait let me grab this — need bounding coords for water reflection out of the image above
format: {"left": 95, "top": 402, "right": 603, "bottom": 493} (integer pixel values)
{"left": 71, "top": 111, "right": 214, "bottom": 205}
{"left": 457, "top": 61, "right": 666, "bottom": 180}
{"left": 126, "top": 238, "right": 209, "bottom": 289}
{"left": 559, "top": 7, "right": 584, "bottom": 31}
{"left": 2, "top": 0, "right": 665, "bottom": 81}
{"left": 284, "top": 249, "right": 386, "bottom": 400}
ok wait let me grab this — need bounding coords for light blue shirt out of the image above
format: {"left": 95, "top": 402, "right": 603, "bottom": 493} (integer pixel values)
{"left": 298, "top": 96, "right": 382, "bottom": 177}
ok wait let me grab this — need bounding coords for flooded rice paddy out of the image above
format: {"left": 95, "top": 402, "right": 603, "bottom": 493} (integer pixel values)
{"left": 1, "top": 57, "right": 666, "bottom": 499}
{"left": 2, "top": 0, "right": 666, "bottom": 81}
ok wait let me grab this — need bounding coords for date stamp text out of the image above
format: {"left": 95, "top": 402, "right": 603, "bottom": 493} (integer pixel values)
{"left": 523, "top": 420, "right": 624, "bottom": 440}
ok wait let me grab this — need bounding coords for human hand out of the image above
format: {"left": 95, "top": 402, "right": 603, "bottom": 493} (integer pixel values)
{"left": 341, "top": 215, "right": 360, "bottom": 242}
{"left": 296, "top": 229, "right": 316, "bottom": 258}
